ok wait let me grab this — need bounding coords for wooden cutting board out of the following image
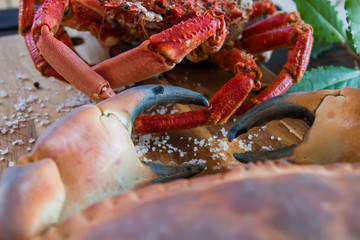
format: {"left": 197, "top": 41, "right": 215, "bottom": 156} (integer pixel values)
{"left": 0, "top": 32, "right": 309, "bottom": 176}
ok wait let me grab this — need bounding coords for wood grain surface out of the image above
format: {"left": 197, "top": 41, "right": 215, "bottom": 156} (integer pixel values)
{"left": 0, "top": 32, "right": 309, "bottom": 177}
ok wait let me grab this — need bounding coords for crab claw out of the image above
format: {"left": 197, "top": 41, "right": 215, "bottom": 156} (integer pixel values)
{"left": 0, "top": 85, "right": 207, "bottom": 240}
{"left": 97, "top": 84, "right": 209, "bottom": 135}
{"left": 96, "top": 84, "right": 208, "bottom": 180}
{"left": 228, "top": 87, "right": 360, "bottom": 164}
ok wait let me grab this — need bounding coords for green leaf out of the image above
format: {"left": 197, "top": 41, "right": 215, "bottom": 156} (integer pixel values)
{"left": 346, "top": 0, "right": 360, "bottom": 56}
{"left": 346, "top": 29, "right": 357, "bottom": 52}
{"left": 294, "top": 0, "right": 347, "bottom": 43}
{"left": 311, "top": 36, "right": 333, "bottom": 58}
{"left": 288, "top": 66, "right": 360, "bottom": 92}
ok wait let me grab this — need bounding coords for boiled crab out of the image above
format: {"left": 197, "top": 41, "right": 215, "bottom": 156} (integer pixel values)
{"left": 31, "top": 88, "right": 360, "bottom": 239}
{"left": 0, "top": 85, "right": 207, "bottom": 240}
{"left": 228, "top": 87, "right": 360, "bottom": 164}
{"left": 19, "top": 0, "right": 313, "bottom": 134}
{"left": 37, "top": 164, "right": 360, "bottom": 240}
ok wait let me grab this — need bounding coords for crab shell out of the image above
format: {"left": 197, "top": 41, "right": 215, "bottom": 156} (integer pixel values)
{"left": 0, "top": 85, "right": 208, "bottom": 240}
{"left": 42, "top": 162, "right": 360, "bottom": 240}
{"left": 102, "top": 0, "right": 253, "bottom": 44}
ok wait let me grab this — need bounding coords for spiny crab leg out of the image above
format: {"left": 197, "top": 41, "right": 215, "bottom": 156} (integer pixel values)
{"left": 92, "top": 11, "right": 227, "bottom": 88}
{"left": 37, "top": 25, "right": 116, "bottom": 100}
{"left": 133, "top": 12, "right": 313, "bottom": 135}
{"left": 237, "top": 12, "right": 314, "bottom": 113}
{"left": 29, "top": 2, "right": 226, "bottom": 101}
{"left": 133, "top": 49, "right": 262, "bottom": 134}
{"left": 228, "top": 87, "right": 360, "bottom": 164}
{"left": 248, "top": 0, "right": 277, "bottom": 21}
{"left": 0, "top": 85, "right": 207, "bottom": 240}
{"left": 19, "top": 0, "right": 77, "bottom": 80}
{"left": 23, "top": 0, "right": 114, "bottom": 101}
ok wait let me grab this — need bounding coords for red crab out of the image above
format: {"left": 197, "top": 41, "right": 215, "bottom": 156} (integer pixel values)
{"left": 19, "top": 0, "right": 313, "bottom": 134}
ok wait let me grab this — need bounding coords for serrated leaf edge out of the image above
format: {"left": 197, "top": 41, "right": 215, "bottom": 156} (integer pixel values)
{"left": 345, "top": 0, "right": 360, "bottom": 55}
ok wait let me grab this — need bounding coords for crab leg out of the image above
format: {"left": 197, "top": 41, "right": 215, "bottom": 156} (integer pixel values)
{"left": 19, "top": 0, "right": 114, "bottom": 100}
{"left": 249, "top": 0, "right": 277, "bottom": 21}
{"left": 92, "top": 11, "right": 227, "bottom": 88}
{"left": 237, "top": 13, "right": 314, "bottom": 113}
{"left": 133, "top": 48, "right": 262, "bottom": 134}
{"left": 37, "top": 25, "right": 116, "bottom": 101}
{"left": 27, "top": 2, "right": 226, "bottom": 101}
{"left": 19, "top": 0, "right": 76, "bottom": 80}
{"left": 228, "top": 87, "right": 360, "bottom": 164}
{"left": 133, "top": 12, "right": 313, "bottom": 134}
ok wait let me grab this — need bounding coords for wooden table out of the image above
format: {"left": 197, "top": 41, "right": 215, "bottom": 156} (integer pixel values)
{"left": 0, "top": 32, "right": 309, "bottom": 176}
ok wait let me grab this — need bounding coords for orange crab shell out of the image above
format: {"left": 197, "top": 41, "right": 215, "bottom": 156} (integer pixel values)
{"left": 42, "top": 162, "right": 360, "bottom": 240}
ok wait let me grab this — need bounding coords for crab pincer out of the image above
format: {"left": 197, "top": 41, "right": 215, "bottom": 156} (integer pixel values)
{"left": 228, "top": 87, "right": 360, "bottom": 164}
{"left": 0, "top": 85, "right": 207, "bottom": 240}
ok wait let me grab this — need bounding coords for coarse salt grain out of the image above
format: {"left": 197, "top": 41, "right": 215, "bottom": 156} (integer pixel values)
{"left": 238, "top": 139, "right": 253, "bottom": 151}
{"left": 261, "top": 146, "right": 273, "bottom": 151}
{"left": 0, "top": 148, "right": 9, "bottom": 155}
{"left": 39, "top": 119, "right": 51, "bottom": 126}
{"left": 12, "top": 140, "right": 24, "bottom": 146}
{"left": 16, "top": 73, "right": 29, "bottom": 80}
{"left": 0, "top": 90, "right": 8, "bottom": 98}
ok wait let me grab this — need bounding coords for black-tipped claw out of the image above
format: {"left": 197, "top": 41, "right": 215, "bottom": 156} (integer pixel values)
{"left": 228, "top": 94, "right": 314, "bottom": 142}
{"left": 143, "top": 160, "right": 205, "bottom": 183}
{"left": 228, "top": 93, "right": 316, "bottom": 163}
{"left": 132, "top": 85, "right": 209, "bottom": 123}
{"left": 99, "top": 85, "right": 209, "bottom": 133}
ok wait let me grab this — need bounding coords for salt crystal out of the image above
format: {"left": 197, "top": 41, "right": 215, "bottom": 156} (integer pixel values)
{"left": 39, "top": 120, "right": 50, "bottom": 126}
{"left": 0, "top": 148, "right": 9, "bottom": 155}
{"left": 238, "top": 139, "right": 253, "bottom": 151}
{"left": 12, "top": 140, "right": 24, "bottom": 146}
{"left": 219, "top": 153, "right": 227, "bottom": 161}
{"left": 261, "top": 146, "right": 273, "bottom": 151}
{"left": 218, "top": 140, "right": 229, "bottom": 151}
{"left": 16, "top": 73, "right": 29, "bottom": 80}
{"left": 0, "top": 90, "right": 8, "bottom": 98}
{"left": 220, "top": 127, "right": 227, "bottom": 137}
